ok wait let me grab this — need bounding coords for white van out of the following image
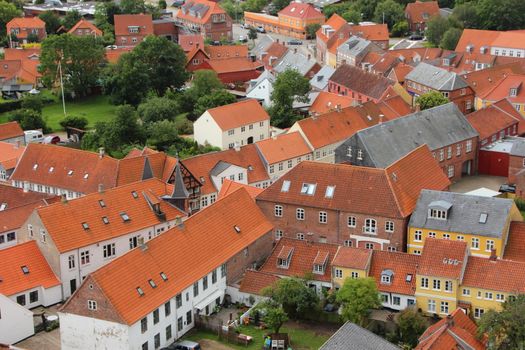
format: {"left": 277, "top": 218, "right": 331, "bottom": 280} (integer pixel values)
{"left": 24, "top": 130, "right": 44, "bottom": 144}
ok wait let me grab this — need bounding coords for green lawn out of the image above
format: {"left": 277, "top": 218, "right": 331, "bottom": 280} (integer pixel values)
{"left": 183, "top": 324, "right": 329, "bottom": 350}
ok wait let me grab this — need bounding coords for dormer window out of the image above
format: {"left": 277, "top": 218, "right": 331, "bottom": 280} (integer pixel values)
{"left": 381, "top": 269, "right": 393, "bottom": 284}
{"left": 277, "top": 246, "right": 294, "bottom": 269}
{"left": 443, "top": 58, "right": 450, "bottom": 66}
{"left": 128, "top": 26, "right": 139, "bottom": 33}
{"left": 429, "top": 209, "right": 447, "bottom": 219}
{"left": 300, "top": 183, "right": 316, "bottom": 195}
{"left": 313, "top": 264, "right": 324, "bottom": 274}
{"left": 510, "top": 88, "right": 518, "bottom": 97}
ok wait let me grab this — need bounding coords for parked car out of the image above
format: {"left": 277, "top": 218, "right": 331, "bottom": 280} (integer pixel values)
{"left": 408, "top": 33, "right": 423, "bottom": 41}
{"left": 499, "top": 184, "right": 516, "bottom": 193}
{"left": 24, "top": 130, "right": 44, "bottom": 144}
{"left": 43, "top": 135, "right": 61, "bottom": 145}
{"left": 210, "top": 40, "right": 221, "bottom": 46}
{"left": 288, "top": 39, "right": 302, "bottom": 45}
{"left": 256, "top": 26, "right": 266, "bottom": 33}
{"left": 239, "top": 35, "right": 247, "bottom": 43}
{"left": 172, "top": 0, "right": 185, "bottom": 7}
{"left": 161, "top": 340, "right": 201, "bottom": 350}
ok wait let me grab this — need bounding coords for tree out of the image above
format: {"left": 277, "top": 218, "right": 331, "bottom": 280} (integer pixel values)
{"left": 336, "top": 277, "right": 380, "bottom": 326}
{"left": 0, "top": 1, "right": 20, "bottom": 39}
{"left": 59, "top": 116, "right": 89, "bottom": 130}
{"left": 305, "top": 23, "right": 321, "bottom": 40}
{"left": 95, "top": 1, "right": 121, "bottom": 27}
{"left": 190, "top": 70, "right": 224, "bottom": 97}
{"left": 40, "top": 34, "right": 105, "bottom": 97}
{"left": 262, "top": 277, "right": 319, "bottom": 319}
{"left": 138, "top": 96, "right": 180, "bottom": 123}
{"left": 158, "top": 0, "right": 167, "bottom": 9}
{"left": 104, "top": 36, "right": 189, "bottom": 105}
{"left": 476, "top": 0, "right": 525, "bottom": 31}
{"left": 373, "top": 0, "right": 404, "bottom": 30}
{"left": 451, "top": 2, "right": 479, "bottom": 29}
{"left": 391, "top": 20, "right": 408, "bottom": 37}
{"left": 416, "top": 91, "right": 449, "bottom": 110}
{"left": 120, "top": 0, "right": 146, "bottom": 14}
{"left": 342, "top": 9, "right": 361, "bottom": 24}
{"left": 388, "top": 308, "right": 428, "bottom": 348}
{"left": 269, "top": 69, "right": 310, "bottom": 128}
{"left": 440, "top": 27, "right": 462, "bottom": 50}
{"left": 425, "top": 15, "right": 451, "bottom": 46}
{"left": 8, "top": 109, "right": 51, "bottom": 133}
{"left": 248, "top": 27, "right": 258, "bottom": 44}
{"left": 145, "top": 119, "right": 180, "bottom": 151}
{"left": 62, "top": 10, "right": 81, "bottom": 31}
{"left": 241, "top": 0, "right": 266, "bottom": 14}
{"left": 194, "top": 90, "right": 236, "bottom": 117}
{"left": 262, "top": 304, "right": 288, "bottom": 334}
{"left": 478, "top": 295, "right": 525, "bottom": 349}
{"left": 271, "top": 0, "right": 292, "bottom": 13}
{"left": 21, "top": 94, "right": 44, "bottom": 113}
{"left": 39, "top": 11, "right": 62, "bottom": 34}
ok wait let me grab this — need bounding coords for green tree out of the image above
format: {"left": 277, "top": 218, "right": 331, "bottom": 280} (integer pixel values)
{"left": 305, "top": 23, "right": 321, "bottom": 40}
{"left": 40, "top": 34, "right": 105, "bottom": 97}
{"left": 190, "top": 70, "right": 224, "bottom": 97}
{"left": 354, "top": 0, "right": 381, "bottom": 21}
{"left": 95, "top": 1, "right": 121, "bottom": 27}
{"left": 104, "top": 54, "right": 151, "bottom": 106}
{"left": 59, "top": 115, "right": 89, "bottom": 130}
{"left": 8, "top": 109, "right": 51, "bottom": 133}
{"left": 194, "top": 90, "right": 236, "bottom": 117}
{"left": 241, "top": 0, "right": 266, "bottom": 13}
{"left": 323, "top": 3, "right": 353, "bottom": 19}
{"left": 262, "top": 277, "right": 319, "bottom": 319}
{"left": 476, "top": 0, "right": 525, "bottom": 31}
{"left": 478, "top": 295, "right": 525, "bottom": 350}
{"left": 269, "top": 69, "right": 310, "bottom": 128}
{"left": 248, "top": 27, "right": 258, "bottom": 44}
{"left": 342, "top": 9, "right": 361, "bottom": 24}
{"left": 21, "top": 94, "right": 43, "bottom": 113}
{"left": 391, "top": 20, "right": 408, "bottom": 37}
{"left": 440, "top": 27, "right": 462, "bottom": 50}
{"left": 0, "top": 1, "right": 20, "bottom": 39}
{"left": 262, "top": 304, "right": 288, "bottom": 334}
{"left": 39, "top": 11, "right": 62, "bottom": 34}
{"left": 416, "top": 91, "right": 449, "bottom": 110}
{"left": 145, "top": 119, "right": 180, "bottom": 151}
{"left": 220, "top": 0, "right": 242, "bottom": 23}
{"left": 158, "top": 0, "right": 167, "bottom": 10}
{"left": 373, "top": 0, "right": 404, "bottom": 30}
{"left": 388, "top": 308, "right": 428, "bottom": 348}
{"left": 138, "top": 96, "right": 180, "bottom": 123}
{"left": 336, "top": 277, "right": 380, "bottom": 326}
{"left": 271, "top": 0, "right": 292, "bottom": 13}
{"left": 425, "top": 15, "right": 451, "bottom": 47}
{"left": 451, "top": 2, "right": 479, "bottom": 29}
{"left": 61, "top": 10, "right": 82, "bottom": 31}
{"left": 120, "top": 0, "right": 146, "bottom": 14}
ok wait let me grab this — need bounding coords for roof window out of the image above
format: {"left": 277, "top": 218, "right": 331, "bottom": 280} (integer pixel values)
{"left": 325, "top": 186, "right": 335, "bottom": 198}
{"left": 33, "top": 164, "right": 38, "bottom": 170}
{"left": 82, "top": 222, "right": 89, "bottom": 230}
{"left": 160, "top": 272, "right": 168, "bottom": 281}
{"left": 136, "top": 287, "right": 144, "bottom": 296}
{"left": 120, "top": 212, "right": 130, "bottom": 222}
{"left": 131, "top": 191, "right": 138, "bottom": 199}
{"left": 281, "top": 180, "right": 291, "bottom": 192}
{"left": 148, "top": 279, "right": 157, "bottom": 288}
{"left": 102, "top": 216, "right": 109, "bottom": 224}
{"left": 68, "top": 170, "right": 74, "bottom": 176}
{"left": 21, "top": 265, "right": 29, "bottom": 274}
{"left": 479, "top": 213, "right": 488, "bottom": 224}
{"left": 49, "top": 167, "right": 54, "bottom": 173}
{"left": 83, "top": 174, "right": 89, "bottom": 179}
{"left": 98, "top": 200, "right": 106, "bottom": 208}
{"left": 301, "top": 183, "right": 316, "bottom": 195}
{"left": 234, "top": 225, "right": 241, "bottom": 233}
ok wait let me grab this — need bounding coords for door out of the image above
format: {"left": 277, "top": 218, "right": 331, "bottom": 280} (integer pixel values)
{"left": 70, "top": 279, "right": 77, "bottom": 294}
{"left": 247, "top": 136, "right": 254, "bottom": 144}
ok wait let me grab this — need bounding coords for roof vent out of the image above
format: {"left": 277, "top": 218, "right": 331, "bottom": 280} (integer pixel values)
{"left": 234, "top": 225, "right": 241, "bottom": 233}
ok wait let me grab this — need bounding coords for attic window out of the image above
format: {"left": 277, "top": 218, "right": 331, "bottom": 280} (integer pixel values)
{"left": 33, "top": 164, "right": 38, "bottom": 170}
{"left": 49, "top": 167, "right": 54, "bottom": 173}
{"left": 0, "top": 203, "right": 6, "bottom": 211}
{"left": 248, "top": 165, "right": 253, "bottom": 171}
{"left": 381, "top": 269, "right": 393, "bottom": 284}
{"left": 102, "top": 216, "right": 109, "bottom": 224}
{"left": 406, "top": 274, "right": 413, "bottom": 282}
{"left": 21, "top": 265, "right": 29, "bottom": 274}
{"left": 82, "top": 222, "right": 89, "bottom": 230}
{"left": 68, "top": 170, "right": 74, "bottom": 176}
{"left": 392, "top": 172, "right": 397, "bottom": 182}
{"left": 281, "top": 180, "right": 291, "bottom": 192}
{"left": 120, "top": 212, "right": 130, "bottom": 222}
{"left": 429, "top": 209, "right": 447, "bottom": 220}
{"left": 234, "top": 225, "right": 241, "bottom": 233}
{"left": 479, "top": 213, "right": 488, "bottom": 224}
{"left": 325, "top": 186, "right": 335, "bottom": 198}
{"left": 136, "top": 287, "right": 145, "bottom": 296}
{"left": 160, "top": 272, "right": 168, "bottom": 281}
{"left": 131, "top": 191, "right": 138, "bottom": 199}
{"left": 300, "top": 183, "right": 316, "bottom": 195}
{"left": 199, "top": 176, "right": 205, "bottom": 183}
{"left": 83, "top": 174, "right": 89, "bottom": 180}
{"left": 148, "top": 279, "right": 157, "bottom": 288}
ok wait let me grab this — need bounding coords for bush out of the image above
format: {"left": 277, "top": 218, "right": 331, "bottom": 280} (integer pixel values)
{"left": 59, "top": 116, "right": 89, "bottom": 130}
{"left": 391, "top": 20, "right": 408, "bottom": 37}
{"left": 21, "top": 94, "right": 44, "bottom": 113}
{"left": 0, "top": 99, "right": 22, "bottom": 113}
{"left": 515, "top": 197, "right": 525, "bottom": 212}
{"left": 8, "top": 109, "right": 51, "bottom": 134}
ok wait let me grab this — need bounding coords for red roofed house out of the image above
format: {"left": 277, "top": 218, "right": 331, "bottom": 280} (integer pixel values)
{"left": 405, "top": 1, "right": 440, "bottom": 33}
{"left": 7, "top": 17, "right": 46, "bottom": 48}
{"left": 0, "top": 141, "right": 25, "bottom": 183}
{"left": 114, "top": 14, "right": 154, "bottom": 47}
{"left": 218, "top": 179, "right": 264, "bottom": 201}
{"left": 194, "top": 99, "right": 270, "bottom": 150}
{"left": 175, "top": 0, "right": 232, "bottom": 41}
{"left": 308, "top": 91, "right": 353, "bottom": 115}
{"left": 178, "top": 34, "right": 204, "bottom": 53}
{"left": 477, "top": 74, "right": 525, "bottom": 118}
{"left": 0, "top": 48, "right": 41, "bottom": 87}
{"left": 152, "top": 19, "right": 178, "bottom": 42}
{"left": 0, "top": 121, "right": 25, "bottom": 144}
{"left": 245, "top": 2, "right": 325, "bottom": 39}
{"left": 256, "top": 145, "right": 451, "bottom": 249}
{"left": 456, "top": 28, "right": 525, "bottom": 58}
{"left": 67, "top": 18, "right": 103, "bottom": 37}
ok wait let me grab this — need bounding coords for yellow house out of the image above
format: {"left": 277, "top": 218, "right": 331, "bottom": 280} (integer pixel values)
{"left": 475, "top": 74, "right": 525, "bottom": 118}
{"left": 408, "top": 190, "right": 522, "bottom": 258}
{"left": 331, "top": 246, "right": 372, "bottom": 289}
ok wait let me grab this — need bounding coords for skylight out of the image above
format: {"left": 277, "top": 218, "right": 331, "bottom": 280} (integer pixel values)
{"left": 67, "top": 170, "right": 74, "bottom": 176}
{"left": 136, "top": 287, "right": 144, "bottom": 296}
{"left": 83, "top": 174, "right": 89, "bottom": 179}
{"left": 21, "top": 265, "right": 29, "bottom": 274}
{"left": 33, "top": 164, "right": 38, "bottom": 170}
{"left": 102, "top": 216, "right": 109, "bottom": 224}
{"left": 0, "top": 203, "right": 6, "bottom": 211}
{"left": 131, "top": 191, "right": 138, "bottom": 199}
{"left": 148, "top": 279, "right": 157, "bottom": 288}
{"left": 325, "top": 186, "right": 335, "bottom": 198}
{"left": 120, "top": 212, "right": 130, "bottom": 222}
{"left": 406, "top": 274, "right": 413, "bottom": 282}
{"left": 301, "top": 183, "right": 316, "bottom": 195}
{"left": 479, "top": 213, "right": 488, "bottom": 224}
{"left": 82, "top": 222, "right": 89, "bottom": 230}
{"left": 160, "top": 272, "right": 168, "bottom": 281}
{"left": 234, "top": 225, "right": 241, "bottom": 233}
{"left": 49, "top": 167, "right": 54, "bottom": 173}
{"left": 281, "top": 180, "right": 291, "bottom": 192}
{"left": 98, "top": 200, "right": 106, "bottom": 208}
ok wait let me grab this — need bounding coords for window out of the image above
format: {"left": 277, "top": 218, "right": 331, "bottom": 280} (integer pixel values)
{"left": 212, "top": 269, "right": 217, "bottom": 284}
{"left": 203, "top": 276, "right": 208, "bottom": 290}
{"left": 486, "top": 240, "right": 495, "bottom": 252}
{"left": 462, "top": 288, "right": 470, "bottom": 297}
{"left": 381, "top": 275, "right": 391, "bottom": 284}
{"left": 241, "top": 126, "right": 246, "bottom": 133}
{"left": 129, "top": 236, "right": 139, "bottom": 250}
{"left": 485, "top": 292, "right": 493, "bottom": 300}
{"left": 177, "top": 317, "right": 183, "bottom": 331}
{"left": 228, "top": 129, "right": 234, "bottom": 136}
{"left": 447, "top": 146, "right": 452, "bottom": 159}
{"left": 351, "top": 271, "right": 359, "bottom": 279}
{"left": 88, "top": 300, "right": 97, "bottom": 310}
{"left": 300, "top": 183, "right": 316, "bottom": 195}
{"left": 166, "top": 325, "right": 172, "bottom": 340}
{"left": 443, "top": 233, "right": 450, "bottom": 240}
{"left": 297, "top": 232, "right": 305, "bottom": 240}
{"left": 344, "top": 240, "right": 352, "bottom": 247}
{"left": 447, "top": 165, "right": 454, "bottom": 178}
{"left": 440, "top": 301, "right": 449, "bottom": 314}
{"left": 414, "top": 230, "right": 422, "bottom": 242}
{"left": 103, "top": 243, "right": 116, "bottom": 258}
{"left": 154, "top": 333, "right": 160, "bottom": 349}
{"left": 457, "top": 235, "right": 464, "bottom": 241}
{"left": 439, "top": 149, "right": 444, "bottom": 161}
{"left": 388, "top": 246, "right": 397, "bottom": 252}
{"left": 364, "top": 219, "right": 377, "bottom": 234}
{"left": 325, "top": 186, "right": 335, "bottom": 198}
{"left": 393, "top": 296, "right": 401, "bottom": 306}
{"left": 347, "top": 216, "right": 356, "bottom": 227}
{"left": 30, "top": 290, "right": 39, "bottom": 303}
{"left": 102, "top": 216, "right": 109, "bottom": 224}
{"left": 153, "top": 309, "right": 159, "bottom": 324}
{"left": 319, "top": 211, "right": 327, "bottom": 224}
{"left": 175, "top": 294, "right": 182, "bottom": 309}
{"left": 429, "top": 209, "right": 447, "bottom": 220}
{"left": 357, "top": 149, "right": 363, "bottom": 160}
{"left": 141, "top": 317, "right": 148, "bottom": 333}
{"left": 381, "top": 294, "right": 389, "bottom": 303}
{"left": 365, "top": 243, "right": 374, "bottom": 249}
{"left": 269, "top": 165, "right": 274, "bottom": 174}
{"left": 471, "top": 237, "right": 479, "bottom": 249}
{"left": 475, "top": 308, "right": 485, "bottom": 318}
{"left": 428, "top": 299, "right": 435, "bottom": 312}
{"left": 193, "top": 282, "right": 199, "bottom": 297}
{"left": 221, "top": 263, "right": 226, "bottom": 278}
{"left": 445, "top": 280, "right": 453, "bottom": 292}
{"left": 68, "top": 255, "right": 75, "bottom": 269}
{"left": 186, "top": 310, "right": 192, "bottom": 325}
{"left": 28, "top": 224, "right": 33, "bottom": 238}
{"left": 466, "top": 140, "right": 472, "bottom": 152}
{"left": 259, "top": 121, "right": 264, "bottom": 127}
{"left": 421, "top": 278, "right": 430, "bottom": 289}
{"left": 275, "top": 229, "right": 283, "bottom": 240}
{"left": 81, "top": 251, "right": 90, "bottom": 265}
{"left": 335, "top": 269, "right": 343, "bottom": 278}
{"left": 287, "top": 160, "right": 293, "bottom": 169}
{"left": 433, "top": 279, "right": 441, "bottom": 290}
{"left": 414, "top": 250, "right": 422, "bottom": 255}
{"left": 142, "top": 342, "right": 148, "bottom": 350}
{"left": 456, "top": 143, "right": 462, "bottom": 156}
{"left": 165, "top": 301, "right": 171, "bottom": 316}
{"left": 496, "top": 293, "right": 505, "bottom": 302}
{"left": 278, "top": 163, "right": 283, "bottom": 171}
{"left": 40, "top": 229, "right": 46, "bottom": 243}
{"left": 274, "top": 205, "right": 283, "bottom": 217}
{"left": 296, "top": 208, "right": 305, "bottom": 220}
{"left": 385, "top": 221, "right": 394, "bottom": 232}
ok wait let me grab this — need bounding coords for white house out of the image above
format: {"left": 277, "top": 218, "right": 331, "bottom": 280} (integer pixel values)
{"left": 246, "top": 70, "right": 275, "bottom": 107}
{"left": 58, "top": 188, "right": 273, "bottom": 350}
{"left": 193, "top": 99, "right": 271, "bottom": 150}
{"left": 0, "top": 293, "right": 34, "bottom": 345}
{"left": 18, "top": 178, "right": 187, "bottom": 299}
{"left": 0, "top": 121, "right": 25, "bottom": 145}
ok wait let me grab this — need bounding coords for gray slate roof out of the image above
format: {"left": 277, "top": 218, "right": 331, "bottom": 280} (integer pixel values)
{"left": 510, "top": 138, "right": 525, "bottom": 157}
{"left": 247, "top": 69, "right": 275, "bottom": 93}
{"left": 320, "top": 322, "right": 399, "bottom": 350}
{"left": 351, "top": 102, "right": 478, "bottom": 168}
{"left": 273, "top": 50, "right": 317, "bottom": 76}
{"left": 408, "top": 189, "right": 514, "bottom": 238}
{"left": 310, "top": 65, "right": 335, "bottom": 90}
{"left": 337, "top": 36, "right": 372, "bottom": 58}
{"left": 210, "top": 161, "right": 233, "bottom": 176}
{"left": 405, "top": 62, "right": 469, "bottom": 90}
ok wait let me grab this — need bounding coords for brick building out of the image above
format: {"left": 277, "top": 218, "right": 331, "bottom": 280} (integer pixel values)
{"left": 256, "top": 146, "right": 450, "bottom": 251}
{"left": 405, "top": 1, "right": 440, "bottom": 33}
{"left": 175, "top": 0, "right": 232, "bottom": 41}
{"left": 114, "top": 14, "right": 154, "bottom": 47}
{"left": 67, "top": 19, "right": 102, "bottom": 37}
{"left": 7, "top": 17, "right": 46, "bottom": 48}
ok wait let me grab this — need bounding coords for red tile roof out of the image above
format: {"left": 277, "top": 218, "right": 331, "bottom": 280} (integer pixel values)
{"left": 456, "top": 29, "right": 525, "bottom": 53}
{"left": 0, "top": 241, "right": 60, "bottom": 296}
{"left": 218, "top": 179, "right": 264, "bottom": 200}
{"left": 205, "top": 99, "right": 269, "bottom": 131}
{"left": 369, "top": 250, "right": 421, "bottom": 295}
{"left": 207, "top": 57, "right": 263, "bottom": 74}
{"left": 332, "top": 246, "right": 372, "bottom": 270}
{"left": 68, "top": 18, "right": 103, "bottom": 36}
{"left": 467, "top": 99, "right": 520, "bottom": 140}
{"left": 116, "top": 151, "right": 178, "bottom": 186}
{"left": 260, "top": 238, "right": 339, "bottom": 282}
{"left": 479, "top": 74, "right": 525, "bottom": 104}
{"left": 462, "top": 256, "right": 525, "bottom": 293}
{"left": 0, "top": 141, "right": 24, "bottom": 171}
{"left": 463, "top": 61, "right": 525, "bottom": 96}
{"left": 405, "top": 1, "right": 440, "bottom": 24}
{"left": 105, "top": 47, "right": 133, "bottom": 64}
{"left": 0, "top": 183, "right": 55, "bottom": 209}
{"left": 349, "top": 23, "right": 389, "bottom": 43}
{"left": 205, "top": 45, "right": 249, "bottom": 59}
{"left": 36, "top": 178, "right": 184, "bottom": 253}
{"left": 309, "top": 92, "right": 353, "bottom": 115}
{"left": 255, "top": 132, "right": 312, "bottom": 164}
{"left": 238, "top": 270, "right": 279, "bottom": 295}
{"left": 316, "top": 14, "right": 347, "bottom": 44}
{"left": 278, "top": 2, "right": 324, "bottom": 20}
{"left": 114, "top": 14, "right": 153, "bottom": 37}
{"left": 7, "top": 17, "right": 45, "bottom": 38}
{"left": 330, "top": 64, "right": 394, "bottom": 100}
{"left": 0, "top": 199, "right": 50, "bottom": 234}
{"left": 61, "top": 187, "right": 273, "bottom": 325}
{"left": 178, "top": 34, "right": 204, "bottom": 52}
{"left": 260, "top": 42, "right": 288, "bottom": 69}
{"left": 503, "top": 221, "right": 525, "bottom": 262}
{"left": 176, "top": 0, "right": 228, "bottom": 25}
{"left": 418, "top": 239, "right": 468, "bottom": 279}
{"left": 0, "top": 121, "right": 24, "bottom": 141}
{"left": 390, "top": 47, "right": 444, "bottom": 65}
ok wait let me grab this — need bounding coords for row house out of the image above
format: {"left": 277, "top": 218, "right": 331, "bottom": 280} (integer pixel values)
{"left": 0, "top": 141, "right": 25, "bottom": 182}
{"left": 476, "top": 74, "right": 525, "bottom": 118}
{"left": 405, "top": 1, "right": 440, "bottom": 33}
{"left": 335, "top": 103, "right": 479, "bottom": 182}
{"left": 67, "top": 18, "right": 102, "bottom": 37}
{"left": 114, "top": 14, "right": 154, "bottom": 47}
{"left": 288, "top": 95, "right": 412, "bottom": 163}
{"left": 456, "top": 29, "right": 525, "bottom": 58}
{"left": 175, "top": 0, "right": 232, "bottom": 41}
{"left": 408, "top": 190, "right": 522, "bottom": 258}
{"left": 256, "top": 147, "right": 451, "bottom": 250}
{"left": 6, "top": 17, "right": 46, "bottom": 48}
{"left": 245, "top": 2, "right": 325, "bottom": 39}
{"left": 19, "top": 178, "right": 188, "bottom": 298}
{"left": 247, "top": 69, "right": 276, "bottom": 108}
{"left": 335, "top": 36, "right": 383, "bottom": 68}
{"left": 58, "top": 188, "right": 273, "bottom": 350}
{"left": 194, "top": 99, "right": 270, "bottom": 150}
{"left": 405, "top": 62, "right": 475, "bottom": 113}
{"left": 0, "top": 121, "right": 25, "bottom": 145}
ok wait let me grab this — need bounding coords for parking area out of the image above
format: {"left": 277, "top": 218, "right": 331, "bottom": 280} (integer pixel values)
{"left": 449, "top": 175, "right": 506, "bottom": 193}
{"left": 16, "top": 328, "right": 61, "bottom": 350}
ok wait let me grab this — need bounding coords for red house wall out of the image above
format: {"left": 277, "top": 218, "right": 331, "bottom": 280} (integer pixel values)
{"left": 478, "top": 150, "right": 509, "bottom": 177}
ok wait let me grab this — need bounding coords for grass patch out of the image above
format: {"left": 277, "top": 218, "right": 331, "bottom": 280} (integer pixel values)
{"left": 183, "top": 324, "right": 329, "bottom": 350}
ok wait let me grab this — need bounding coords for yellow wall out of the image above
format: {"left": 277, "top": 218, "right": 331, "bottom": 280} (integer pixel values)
{"left": 332, "top": 266, "right": 368, "bottom": 288}
{"left": 458, "top": 286, "right": 510, "bottom": 318}
{"left": 415, "top": 275, "right": 460, "bottom": 316}
{"left": 476, "top": 97, "right": 525, "bottom": 118}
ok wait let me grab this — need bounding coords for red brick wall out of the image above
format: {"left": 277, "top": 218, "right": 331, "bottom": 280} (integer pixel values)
{"left": 204, "top": 19, "right": 233, "bottom": 41}
{"left": 328, "top": 81, "right": 378, "bottom": 103}
{"left": 431, "top": 137, "right": 478, "bottom": 182}
{"left": 116, "top": 34, "right": 146, "bottom": 47}
{"left": 508, "top": 155, "right": 525, "bottom": 184}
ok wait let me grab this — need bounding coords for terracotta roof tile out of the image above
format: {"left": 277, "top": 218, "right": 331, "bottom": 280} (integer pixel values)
{"left": 456, "top": 29, "right": 525, "bottom": 53}
{"left": 260, "top": 238, "right": 339, "bottom": 282}
{"left": 176, "top": 0, "right": 228, "bottom": 25}
{"left": 218, "top": 179, "right": 264, "bottom": 200}
{"left": 0, "top": 121, "right": 24, "bottom": 141}
{"left": 405, "top": 1, "right": 440, "bottom": 24}
{"left": 369, "top": 250, "right": 421, "bottom": 295}
{"left": 205, "top": 99, "right": 269, "bottom": 131}
{"left": 503, "top": 221, "right": 525, "bottom": 262}
{"left": 463, "top": 61, "right": 525, "bottom": 96}
{"left": 260, "top": 42, "right": 288, "bottom": 69}
{"left": 309, "top": 91, "right": 353, "bottom": 115}
{"left": 114, "top": 14, "right": 153, "bottom": 36}
{"left": 0, "top": 141, "right": 24, "bottom": 170}
{"left": 0, "top": 199, "right": 50, "bottom": 233}
{"left": 316, "top": 15, "right": 347, "bottom": 45}
{"left": 238, "top": 270, "right": 279, "bottom": 295}
{"left": 467, "top": 99, "right": 520, "bottom": 140}
{"left": 330, "top": 64, "right": 394, "bottom": 100}
{"left": 0, "top": 183, "right": 55, "bottom": 209}
{"left": 178, "top": 34, "right": 204, "bottom": 52}
{"left": 332, "top": 246, "right": 372, "bottom": 270}
{"left": 480, "top": 74, "right": 525, "bottom": 104}
{"left": 255, "top": 131, "right": 312, "bottom": 164}
{"left": 278, "top": 3, "right": 324, "bottom": 20}
{"left": 68, "top": 18, "right": 102, "bottom": 36}
{"left": 116, "top": 152, "right": 172, "bottom": 187}
{"left": 0, "top": 241, "right": 60, "bottom": 296}
{"left": 61, "top": 188, "right": 273, "bottom": 325}
{"left": 462, "top": 256, "right": 525, "bottom": 293}
{"left": 7, "top": 17, "right": 45, "bottom": 38}
{"left": 207, "top": 57, "right": 263, "bottom": 74}
{"left": 418, "top": 239, "right": 468, "bottom": 279}
{"left": 205, "top": 45, "right": 248, "bottom": 59}
{"left": 36, "top": 178, "right": 184, "bottom": 253}
{"left": 105, "top": 47, "right": 133, "bottom": 64}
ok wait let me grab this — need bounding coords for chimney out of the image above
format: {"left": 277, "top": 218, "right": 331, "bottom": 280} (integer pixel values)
{"left": 234, "top": 142, "right": 240, "bottom": 151}
{"left": 15, "top": 140, "right": 20, "bottom": 149}
{"left": 260, "top": 52, "right": 268, "bottom": 61}
{"left": 489, "top": 249, "right": 497, "bottom": 261}
{"left": 335, "top": 104, "right": 341, "bottom": 112}
{"left": 61, "top": 193, "right": 68, "bottom": 204}
{"left": 98, "top": 147, "right": 105, "bottom": 159}
{"left": 379, "top": 114, "right": 384, "bottom": 124}
{"left": 98, "top": 184, "right": 104, "bottom": 193}
{"left": 445, "top": 314, "right": 454, "bottom": 328}
{"left": 196, "top": 42, "right": 199, "bottom": 49}
{"left": 270, "top": 130, "right": 277, "bottom": 139}
{"left": 269, "top": 56, "right": 277, "bottom": 66}
{"left": 415, "top": 104, "right": 421, "bottom": 112}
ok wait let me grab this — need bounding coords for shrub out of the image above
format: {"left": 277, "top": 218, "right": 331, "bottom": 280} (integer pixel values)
{"left": 59, "top": 115, "right": 89, "bottom": 130}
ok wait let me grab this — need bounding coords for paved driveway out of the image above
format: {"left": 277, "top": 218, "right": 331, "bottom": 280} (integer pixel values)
{"left": 16, "top": 328, "right": 60, "bottom": 350}
{"left": 449, "top": 175, "right": 506, "bottom": 193}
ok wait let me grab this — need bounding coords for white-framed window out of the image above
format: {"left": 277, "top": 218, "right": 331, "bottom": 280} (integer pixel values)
{"left": 346, "top": 146, "right": 352, "bottom": 157}
{"left": 447, "top": 165, "right": 454, "bottom": 178}
{"left": 103, "top": 243, "right": 116, "bottom": 258}
{"left": 414, "top": 249, "right": 422, "bottom": 255}
{"left": 28, "top": 224, "right": 33, "bottom": 238}
{"left": 439, "top": 149, "right": 444, "bottom": 161}
{"left": 296, "top": 208, "right": 305, "bottom": 220}
{"left": 393, "top": 296, "right": 401, "bottom": 305}
{"left": 351, "top": 271, "right": 359, "bottom": 279}
{"left": 447, "top": 146, "right": 452, "bottom": 159}
{"left": 414, "top": 230, "right": 422, "bottom": 241}
{"left": 485, "top": 292, "right": 493, "bottom": 300}
{"left": 278, "top": 163, "right": 283, "bottom": 171}
{"left": 228, "top": 129, "right": 234, "bottom": 136}
{"left": 466, "top": 140, "right": 472, "bottom": 152}
{"left": 365, "top": 243, "right": 374, "bottom": 249}
{"left": 457, "top": 235, "right": 464, "bottom": 241}
{"left": 357, "top": 149, "right": 363, "bottom": 160}
{"left": 201, "top": 196, "right": 208, "bottom": 207}
{"left": 80, "top": 250, "right": 90, "bottom": 265}
{"left": 486, "top": 240, "right": 495, "bottom": 252}
{"left": 347, "top": 216, "right": 356, "bottom": 227}
{"left": 443, "top": 233, "right": 450, "bottom": 240}
{"left": 440, "top": 301, "right": 449, "bottom": 314}
{"left": 445, "top": 280, "right": 453, "bottom": 292}
{"left": 274, "top": 205, "right": 283, "bottom": 217}
{"left": 428, "top": 232, "right": 436, "bottom": 238}
{"left": 474, "top": 308, "right": 484, "bottom": 318}
{"left": 238, "top": 173, "right": 243, "bottom": 181}
{"left": 88, "top": 300, "right": 97, "bottom": 310}
{"left": 40, "top": 229, "right": 46, "bottom": 243}
{"left": 297, "top": 232, "right": 305, "bottom": 240}
{"left": 381, "top": 274, "right": 391, "bottom": 284}
{"left": 269, "top": 165, "right": 274, "bottom": 174}
{"left": 68, "top": 255, "right": 75, "bottom": 269}
{"left": 275, "top": 229, "right": 283, "bottom": 240}
{"left": 319, "top": 211, "right": 327, "bottom": 224}
{"left": 471, "top": 237, "right": 479, "bottom": 249}
{"left": 433, "top": 279, "right": 441, "bottom": 290}
{"left": 344, "top": 240, "right": 352, "bottom": 247}
{"left": 241, "top": 126, "right": 246, "bottom": 132}
{"left": 421, "top": 277, "right": 429, "bottom": 288}
{"left": 496, "top": 293, "right": 505, "bottom": 302}
{"left": 456, "top": 143, "right": 462, "bottom": 156}
{"left": 364, "top": 218, "right": 377, "bottom": 234}
{"left": 335, "top": 269, "right": 343, "bottom": 278}
{"left": 462, "top": 288, "right": 470, "bottom": 297}
{"left": 287, "top": 160, "right": 292, "bottom": 169}
{"left": 429, "top": 209, "right": 447, "bottom": 220}
{"left": 385, "top": 221, "right": 394, "bottom": 232}
{"left": 428, "top": 299, "right": 436, "bottom": 312}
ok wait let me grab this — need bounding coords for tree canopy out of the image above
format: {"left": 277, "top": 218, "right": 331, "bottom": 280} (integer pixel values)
{"left": 39, "top": 11, "right": 62, "bottom": 34}
{"left": 0, "top": 1, "right": 20, "bottom": 39}
{"left": 373, "top": 0, "right": 404, "bottom": 30}
{"left": 336, "top": 277, "right": 380, "bottom": 326}
{"left": 269, "top": 69, "right": 310, "bottom": 128}
{"left": 387, "top": 308, "right": 428, "bottom": 348}
{"left": 416, "top": 91, "right": 449, "bottom": 110}
{"left": 262, "top": 277, "right": 319, "bottom": 319}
